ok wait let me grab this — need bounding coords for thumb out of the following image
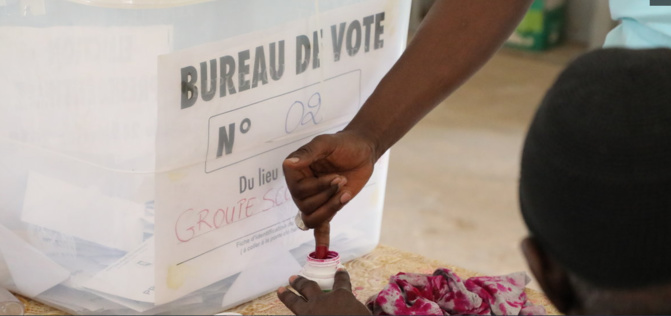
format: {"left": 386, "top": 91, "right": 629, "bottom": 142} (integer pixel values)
{"left": 284, "top": 135, "right": 335, "bottom": 169}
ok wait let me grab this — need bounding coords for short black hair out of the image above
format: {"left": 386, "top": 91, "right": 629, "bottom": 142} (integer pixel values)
{"left": 520, "top": 48, "right": 671, "bottom": 288}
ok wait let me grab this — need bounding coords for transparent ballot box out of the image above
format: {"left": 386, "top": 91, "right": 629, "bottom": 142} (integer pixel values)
{"left": 0, "top": 0, "right": 410, "bottom": 314}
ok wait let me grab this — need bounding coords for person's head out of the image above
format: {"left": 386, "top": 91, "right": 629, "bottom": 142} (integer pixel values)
{"left": 518, "top": 48, "right": 671, "bottom": 315}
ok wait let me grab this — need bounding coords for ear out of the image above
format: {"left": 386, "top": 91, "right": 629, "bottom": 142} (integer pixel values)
{"left": 521, "top": 236, "right": 579, "bottom": 314}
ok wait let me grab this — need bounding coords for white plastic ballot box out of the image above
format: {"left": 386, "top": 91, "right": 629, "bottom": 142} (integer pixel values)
{"left": 0, "top": 0, "right": 410, "bottom": 314}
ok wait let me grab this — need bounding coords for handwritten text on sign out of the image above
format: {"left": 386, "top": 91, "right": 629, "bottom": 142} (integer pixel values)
{"left": 204, "top": 70, "right": 360, "bottom": 173}
{"left": 174, "top": 183, "right": 292, "bottom": 242}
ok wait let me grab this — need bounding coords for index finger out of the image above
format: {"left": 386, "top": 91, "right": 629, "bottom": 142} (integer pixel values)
{"left": 290, "top": 275, "right": 323, "bottom": 300}
{"left": 314, "top": 222, "right": 330, "bottom": 257}
{"left": 277, "top": 287, "right": 308, "bottom": 315}
{"left": 332, "top": 269, "right": 352, "bottom": 292}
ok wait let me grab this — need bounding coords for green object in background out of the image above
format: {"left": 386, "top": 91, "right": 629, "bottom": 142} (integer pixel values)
{"left": 506, "top": 0, "right": 565, "bottom": 51}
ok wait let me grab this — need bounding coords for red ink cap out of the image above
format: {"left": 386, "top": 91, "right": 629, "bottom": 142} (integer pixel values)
{"left": 315, "top": 245, "right": 329, "bottom": 259}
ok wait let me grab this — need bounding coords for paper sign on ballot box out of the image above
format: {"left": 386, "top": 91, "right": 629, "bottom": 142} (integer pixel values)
{"left": 0, "top": 0, "right": 409, "bottom": 313}
{"left": 154, "top": 0, "right": 407, "bottom": 304}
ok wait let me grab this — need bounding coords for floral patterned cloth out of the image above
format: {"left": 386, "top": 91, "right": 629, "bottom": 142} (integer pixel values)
{"left": 366, "top": 268, "right": 546, "bottom": 315}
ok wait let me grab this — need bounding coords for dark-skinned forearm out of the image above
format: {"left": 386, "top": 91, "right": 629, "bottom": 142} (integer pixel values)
{"left": 344, "top": 0, "right": 533, "bottom": 160}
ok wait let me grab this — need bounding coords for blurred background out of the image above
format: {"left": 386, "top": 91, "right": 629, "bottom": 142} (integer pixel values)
{"left": 381, "top": 0, "right": 615, "bottom": 290}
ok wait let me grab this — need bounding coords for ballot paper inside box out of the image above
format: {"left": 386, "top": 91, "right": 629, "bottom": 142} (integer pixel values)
{"left": 0, "top": 0, "right": 410, "bottom": 314}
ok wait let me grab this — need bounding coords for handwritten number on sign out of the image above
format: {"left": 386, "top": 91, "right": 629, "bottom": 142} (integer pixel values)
{"left": 285, "top": 92, "right": 322, "bottom": 134}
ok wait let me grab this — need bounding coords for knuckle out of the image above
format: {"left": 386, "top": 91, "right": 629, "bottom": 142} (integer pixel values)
{"left": 293, "top": 198, "right": 318, "bottom": 216}
{"left": 289, "top": 186, "right": 306, "bottom": 199}
{"left": 331, "top": 288, "right": 354, "bottom": 299}
{"left": 326, "top": 199, "right": 344, "bottom": 214}
{"left": 332, "top": 287, "right": 349, "bottom": 294}
{"left": 295, "top": 143, "right": 315, "bottom": 157}
{"left": 312, "top": 134, "right": 331, "bottom": 143}
{"left": 292, "top": 200, "right": 308, "bottom": 214}
{"left": 302, "top": 216, "right": 321, "bottom": 228}
{"left": 323, "top": 177, "right": 339, "bottom": 191}
{"left": 292, "top": 276, "right": 315, "bottom": 290}
{"left": 294, "top": 183, "right": 316, "bottom": 198}
{"left": 297, "top": 204, "right": 317, "bottom": 217}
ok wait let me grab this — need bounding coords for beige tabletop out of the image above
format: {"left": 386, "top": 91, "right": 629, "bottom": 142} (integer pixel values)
{"left": 18, "top": 244, "right": 559, "bottom": 315}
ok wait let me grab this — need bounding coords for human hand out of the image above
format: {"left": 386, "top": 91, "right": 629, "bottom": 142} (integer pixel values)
{"left": 277, "top": 269, "right": 371, "bottom": 316}
{"left": 283, "top": 130, "right": 376, "bottom": 229}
